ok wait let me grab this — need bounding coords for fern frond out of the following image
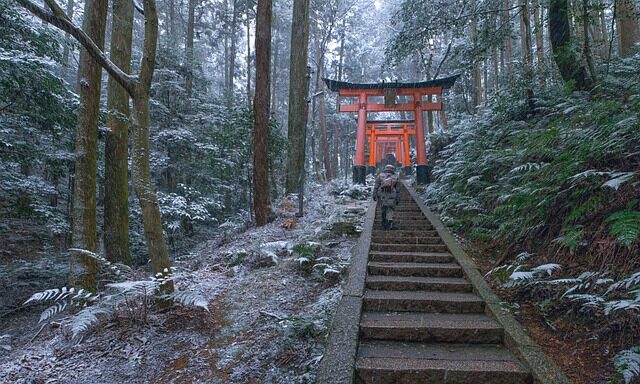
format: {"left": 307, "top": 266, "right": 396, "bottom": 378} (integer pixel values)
{"left": 605, "top": 210, "right": 640, "bottom": 248}
{"left": 71, "top": 306, "right": 113, "bottom": 340}
{"left": 607, "top": 272, "right": 640, "bottom": 294}
{"left": 39, "top": 301, "right": 68, "bottom": 322}
{"left": 165, "top": 291, "right": 210, "bottom": 311}
{"left": 604, "top": 299, "right": 640, "bottom": 315}
{"left": 107, "top": 280, "right": 158, "bottom": 297}
{"left": 24, "top": 287, "right": 73, "bottom": 305}
{"left": 615, "top": 346, "right": 640, "bottom": 384}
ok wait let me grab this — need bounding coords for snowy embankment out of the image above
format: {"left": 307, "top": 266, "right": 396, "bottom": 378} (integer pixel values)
{"left": 0, "top": 181, "right": 370, "bottom": 384}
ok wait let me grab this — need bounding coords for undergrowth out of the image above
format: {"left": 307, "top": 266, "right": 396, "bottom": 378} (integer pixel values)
{"left": 23, "top": 249, "right": 209, "bottom": 343}
{"left": 426, "top": 55, "right": 640, "bottom": 381}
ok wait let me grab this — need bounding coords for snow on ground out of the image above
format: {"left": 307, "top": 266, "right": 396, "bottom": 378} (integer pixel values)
{"left": 0, "top": 181, "right": 370, "bottom": 383}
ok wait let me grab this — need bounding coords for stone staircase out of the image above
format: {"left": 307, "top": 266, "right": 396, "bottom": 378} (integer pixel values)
{"left": 317, "top": 182, "right": 569, "bottom": 384}
{"left": 355, "top": 186, "right": 532, "bottom": 383}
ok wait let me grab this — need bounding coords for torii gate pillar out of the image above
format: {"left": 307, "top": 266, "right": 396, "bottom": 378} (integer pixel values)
{"left": 353, "top": 93, "right": 368, "bottom": 184}
{"left": 414, "top": 92, "right": 429, "bottom": 184}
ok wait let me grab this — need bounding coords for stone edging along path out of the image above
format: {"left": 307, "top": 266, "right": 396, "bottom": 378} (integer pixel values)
{"left": 317, "top": 181, "right": 571, "bottom": 384}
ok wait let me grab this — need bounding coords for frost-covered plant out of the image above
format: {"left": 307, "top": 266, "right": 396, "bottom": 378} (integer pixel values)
{"left": 1, "top": 334, "right": 12, "bottom": 352}
{"left": 614, "top": 346, "right": 640, "bottom": 384}
{"left": 486, "top": 252, "right": 561, "bottom": 288}
{"left": 23, "top": 250, "right": 209, "bottom": 342}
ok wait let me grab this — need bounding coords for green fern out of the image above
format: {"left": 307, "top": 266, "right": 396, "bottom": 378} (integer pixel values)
{"left": 605, "top": 209, "right": 640, "bottom": 248}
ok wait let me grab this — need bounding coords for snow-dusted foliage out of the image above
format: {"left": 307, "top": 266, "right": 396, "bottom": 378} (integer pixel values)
{"left": 615, "top": 347, "right": 640, "bottom": 384}
{"left": 22, "top": 250, "right": 209, "bottom": 342}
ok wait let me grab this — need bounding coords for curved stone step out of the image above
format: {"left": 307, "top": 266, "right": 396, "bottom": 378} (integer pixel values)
{"left": 363, "top": 290, "right": 484, "bottom": 313}
{"left": 360, "top": 312, "right": 503, "bottom": 343}
{"left": 356, "top": 341, "right": 531, "bottom": 384}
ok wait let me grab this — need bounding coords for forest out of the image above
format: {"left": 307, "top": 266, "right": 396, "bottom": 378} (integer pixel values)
{"left": 0, "top": 0, "right": 639, "bottom": 382}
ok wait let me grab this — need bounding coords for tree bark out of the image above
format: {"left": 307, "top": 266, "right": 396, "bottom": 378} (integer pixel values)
{"left": 521, "top": 0, "right": 535, "bottom": 109}
{"left": 62, "top": 0, "right": 74, "bottom": 67}
{"left": 599, "top": 8, "right": 610, "bottom": 58}
{"left": 533, "top": 0, "right": 545, "bottom": 65}
{"left": 583, "top": 0, "right": 598, "bottom": 81}
{"left": 104, "top": 0, "right": 134, "bottom": 265}
{"left": 253, "top": 0, "right": 272, "bottom": 226}
{"left": 227, "top": 0, "right": 238, "bottom": 97}
{"left": 185, "top": 0, "right": 196, "bottom": 102}
{"left": 72, "top": 0, "right": 108, "bottom": 290}
{"left": 549, "top": 0, "right": 593, "bottom": 89}
{"left": 270, "top": 25, "right": 279, "bottom": 113}
{"left": 471, "top": 13, "right": 481, "bottom": 111}
{"left": 18, "top": 0, "right": 175, "bottom": 292}
{"left": 616, "top": 0, "right": 640, "bottom": 57}
{"left": 285, "top": 0, "right": 311, "bottom": 193}
{"left": 503, "top": 0, "right": 514, "bottom": 76}
{"left": 246, "top": 9, "right": 252, "bottom": 108}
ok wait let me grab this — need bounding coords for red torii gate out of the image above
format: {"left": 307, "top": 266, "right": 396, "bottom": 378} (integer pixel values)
{"left": 324, "top": 76, "right": 458, "bottom": 184}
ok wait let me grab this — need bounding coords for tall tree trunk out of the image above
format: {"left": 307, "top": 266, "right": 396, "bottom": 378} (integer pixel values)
{"left": 471, "top": 14, "right": 482, "bottom": 111}
{"left": 533, "top": 0, "right": 545, "bottom": 65}
{"left": 246, "top": 9, "right": 252, "bottom": 108}
{"left": 521, "top": 0, "right": 535, "bottom": 109}
{"left": 62, "top": 0, "right": 74, "bottom": 67}
{"left": 337, "top": 24, "right": 345, "bottom": 81}
{"left": 228, "top": 0, "right": 238, "bottom": 97}
{"left": 73, "top": 0, "right": 108, "bottom": 290}
{"left": 503, "top": 0, "right": 514, "bottom": 76}
{"left": 104, "top": 0, "right": 134, "bottom": 265}
{"left": 253, "top": 0, "right": 272, "bottom": 226}
{"left": 583, "top": 0, "right": 598, "bottom": 81}
{"left": 285, "top": 0, "right": 311, "bottom": 193}
{"left": 185, "top": 0, "right": 196, "bottom": 102}
{"left": 270, "top": 26, "right": 279, "bottom": 113}
{"left": 18, "top": 0, "right": 174, "bottom": 292}
{"left": 600, "top": 7, "right": 610, "bottom": 58}
{"left": 168, "top": 0, "right": 176, "bottom": 46}
{"left": 549, "top": 0, "right": 593, "bottom": 89}
{"left": 616, "top": 0, "right": 640, "bottom": 57}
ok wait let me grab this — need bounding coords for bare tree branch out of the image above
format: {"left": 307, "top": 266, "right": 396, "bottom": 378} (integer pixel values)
{"left": 433, "top": 41, "right": 453, "bottom": 79}
{"left": 15, "top": 0, "right": 137, "bottom": 95}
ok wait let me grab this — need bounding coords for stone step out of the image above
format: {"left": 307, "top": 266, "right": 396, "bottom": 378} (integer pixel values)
{"left": 368, "top": 262, "right": 462, "bottom": 278}
{"left": 369, "top": 251, "right": 452, "bottom": 263}
{"left": 356, "top": 341, "right": 531, "bottom": 384}
{"left": 370, "top": 243, "right": 448, "bottom": 253}
{"left": 372, "top": 230, "right": 439, "bottom": 238}
{"left": 373, "top": 223, "right": 433, "bottom": 230}
{"left": 369, "top": 236, "right": 443, "bottom": 245}
{"left": 375, "top": 217, "right": 426, "bottom": 222}
{"left": 363, "top": 290, "right": 484, "bottom": 313}
{"left": 360, "top": 312, "right": 504, "bottom": 343}
{"left": 366, "top": 275, "right": 471, "bottom": 292}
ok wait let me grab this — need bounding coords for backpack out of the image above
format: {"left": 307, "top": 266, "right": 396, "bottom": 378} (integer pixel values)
{"left": 380, "top": 173, "right": 396, "bottom": 190}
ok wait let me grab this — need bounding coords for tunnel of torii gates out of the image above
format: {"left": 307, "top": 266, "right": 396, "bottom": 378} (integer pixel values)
{"left": 324, "top": 75, "right": 459, "bottom": 185}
